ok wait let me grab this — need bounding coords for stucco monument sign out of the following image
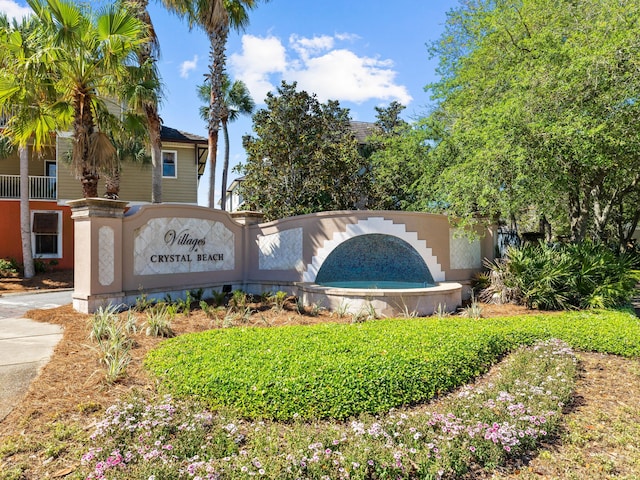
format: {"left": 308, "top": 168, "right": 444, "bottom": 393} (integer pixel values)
{"left": 70, "top": 199, "right": 496, "bottom": 316}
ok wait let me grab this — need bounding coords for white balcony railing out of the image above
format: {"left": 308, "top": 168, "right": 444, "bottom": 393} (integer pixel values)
{"left": 0, "top": 175, "right": 57, "bottom": 200}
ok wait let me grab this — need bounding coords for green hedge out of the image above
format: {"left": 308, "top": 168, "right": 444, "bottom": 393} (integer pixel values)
{"left": 145, "top": 310, "right": 640, "bottom": 420}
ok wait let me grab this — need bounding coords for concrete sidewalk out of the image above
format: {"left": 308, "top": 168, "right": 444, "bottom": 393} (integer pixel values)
{"left": 0, "top": 291, "right": 67, "bottom": 422}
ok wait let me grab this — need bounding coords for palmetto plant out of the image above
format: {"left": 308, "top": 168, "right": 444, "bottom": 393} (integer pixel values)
{"left": 484, "top": 241, "right": 638, "bottom": 310}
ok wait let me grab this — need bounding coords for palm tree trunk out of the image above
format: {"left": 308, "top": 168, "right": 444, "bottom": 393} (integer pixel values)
{"left": 19, "top": 145, "right": 34, "bottom": 278}
{"left": 147, "top": 105, "right": 163, "bottom": 203}
{"left": 206, "top": 124, "right": 219, "bottom": 209}
{"left": 76, "top": 92, "right": 99, "bottom": 198}
{"left": 132, "top": 0, "right": 163, "bottom": 203}
{"left": 206, "top": 25, "right": 228, "bottom": 209}
{"left": 220, "top": 119, "right": 230, "bottom": 210}
{"left": 104, "top": 169, "right": 120, "bottom": 199}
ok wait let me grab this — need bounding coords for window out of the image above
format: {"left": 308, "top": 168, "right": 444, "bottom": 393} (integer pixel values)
{"left": 32, "top": 211, "right": 61, "bottom": 258}
{"left": 162, "top": 150, "right": 177, "bottom": 178}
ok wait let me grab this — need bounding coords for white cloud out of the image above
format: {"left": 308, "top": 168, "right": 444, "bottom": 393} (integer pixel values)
{"left": 229, "top": 35, "right": 287, "bottom": 103}
{"left": 291, "top": 49, "right": 411, "bottom": 105}
{"left": 180, "top": 55, "right": 199, "bottom": 79}
{"left": 0, "top": 0, "right": 31, "bottom": 20}
{"left": 289, "top": 34, "right": 334, "bottom": 60}
{"left": 335, "top": 32, "right": 360, "bottom": 42}
{"left": 229, "top": 33, "right": 412, "bottom": 106}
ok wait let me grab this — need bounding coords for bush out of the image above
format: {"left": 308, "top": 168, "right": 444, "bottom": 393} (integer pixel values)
{"left": 484, "top": 241, "right": 638, "bottom": 309}
{"left": 146, "top": 318, "right": 513, "bottom": 420}
{"left": 88, "top": 305, "right": 133, "bottom": 383}
{"left": 145, "top": 310, "right": 640, "bottom": 422}
{"left": 0, "top": 258, "right": 19, "bottom": 277}
{"left": 145, "top": 304, "right": 175, "bottom": 337}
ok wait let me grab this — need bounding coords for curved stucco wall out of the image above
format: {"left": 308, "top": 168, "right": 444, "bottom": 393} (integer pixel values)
{"left": 71, "top": 203, "right": 495, "bottom": 312}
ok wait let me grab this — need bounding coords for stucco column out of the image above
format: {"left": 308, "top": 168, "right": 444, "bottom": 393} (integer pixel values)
{"left": 68, "top": 198, "right": 128, "bottom": 313}
{"left": 230, "top": 211, "right": 265, "bottom": 226}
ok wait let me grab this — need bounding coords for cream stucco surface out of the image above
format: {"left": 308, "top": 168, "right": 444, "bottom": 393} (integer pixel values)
{"left": 258, "top": 228, "right": 305, "bottom": 271}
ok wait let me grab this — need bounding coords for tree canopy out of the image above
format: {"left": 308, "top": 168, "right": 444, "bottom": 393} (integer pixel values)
{"left": 418, "top": 0, "right": 640, "bottom": 245}
{"left": 238, "top": 81, "right": 372, "bottom": 221}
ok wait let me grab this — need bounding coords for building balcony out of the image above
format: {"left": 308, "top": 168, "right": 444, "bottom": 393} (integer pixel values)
{"left": 0, "top": 175, "right": 57, "bottom": 200}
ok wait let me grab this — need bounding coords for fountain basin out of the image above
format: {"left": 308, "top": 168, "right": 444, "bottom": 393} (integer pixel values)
{"left": 296, "top": 281, "right": 462, "bottom": 318}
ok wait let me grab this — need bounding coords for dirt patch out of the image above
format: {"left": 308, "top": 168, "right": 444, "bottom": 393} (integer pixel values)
{"left": 0, "top": 270, "right": 73, "bottom": 293}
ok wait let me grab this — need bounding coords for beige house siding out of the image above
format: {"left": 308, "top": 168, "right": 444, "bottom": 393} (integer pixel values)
{"left": 158, "top": 143, "right": 199, "bottom": 204}
{"left": 56, "top": 138, "right": 199, "bottom": 204}
{"left": 0, "top": 152, "right": 20, "bottom": 175}
{"left": 56, "top": 136, "right": 83, "bottom": 200}
{"left": 0, "top": 146, "right": 55, "bottom": 176}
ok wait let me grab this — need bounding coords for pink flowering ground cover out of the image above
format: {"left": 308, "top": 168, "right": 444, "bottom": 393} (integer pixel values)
{"left": 81, "top": 339, "right": 577, "bottom": 479}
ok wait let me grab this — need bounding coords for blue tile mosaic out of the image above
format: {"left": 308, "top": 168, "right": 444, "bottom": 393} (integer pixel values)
{"left": 315, "top": 234, "right": 434, "bottom": 288}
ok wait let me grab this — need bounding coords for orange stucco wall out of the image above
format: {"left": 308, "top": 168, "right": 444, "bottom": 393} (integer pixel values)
{"left": 0, "top": 200, "right": 74, "bottom": 270}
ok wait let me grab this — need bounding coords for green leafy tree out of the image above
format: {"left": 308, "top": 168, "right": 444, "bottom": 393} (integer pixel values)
{"left": 238, "top": 81, "right": 372, "bottom": 220}
{"left": 24, "top": 0, "right": 148, "bottom": 198}
{"left": 198, "top": 75, "right": 254, "bottom": 210}
{"left": 163, "top": 0, "right": 268, "bottom": 209}
{"left": 374, "top": 100, "right": 408, "bottom": 135}
{"left": 425, "top": 0, "right": 640, "bottom": 245}
{"left": 367, "top": 117, "right": 438, "bottom": 211}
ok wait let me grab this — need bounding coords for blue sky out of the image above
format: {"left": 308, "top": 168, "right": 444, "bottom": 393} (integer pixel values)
{"left": 1, "top": 0, "right": 458, "bottom": 205}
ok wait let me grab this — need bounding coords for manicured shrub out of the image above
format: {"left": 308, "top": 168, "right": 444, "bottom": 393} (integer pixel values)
{"left": 484, "top": 241, "right": 638, "bottom": 309}
{"left": 145, "top": 310, "right": 640, "bottom": 421}
{"left": 146, "top": 318, "right": 514, "bottom": 420}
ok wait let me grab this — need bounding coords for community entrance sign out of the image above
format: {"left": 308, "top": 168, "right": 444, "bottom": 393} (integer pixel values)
{"left": 70, "top": 199, "right": 496, "bottom": 315}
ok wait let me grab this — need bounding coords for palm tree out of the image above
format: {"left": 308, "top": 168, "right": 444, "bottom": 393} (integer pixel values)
{"left": 0, "top": 14, "right": 67, "bottom": 278}
{"left": 25, "top": 0, "right": 148, "bottom": 198}
{"left": 198, "top": 75, "right": 254, "bottom": 210}
{"left": 125, "top": 0, "right": 164, "bottom": 203}
{"left": 162, "top": 0, "right": 267, "bottom": 208}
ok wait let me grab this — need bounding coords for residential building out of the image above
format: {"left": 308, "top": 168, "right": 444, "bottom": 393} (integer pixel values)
{"left": 0, "top": 125, "right": 207, "bottom": 270}
{"left": 223, "top": 176, "right": 246, "bottom": 212}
